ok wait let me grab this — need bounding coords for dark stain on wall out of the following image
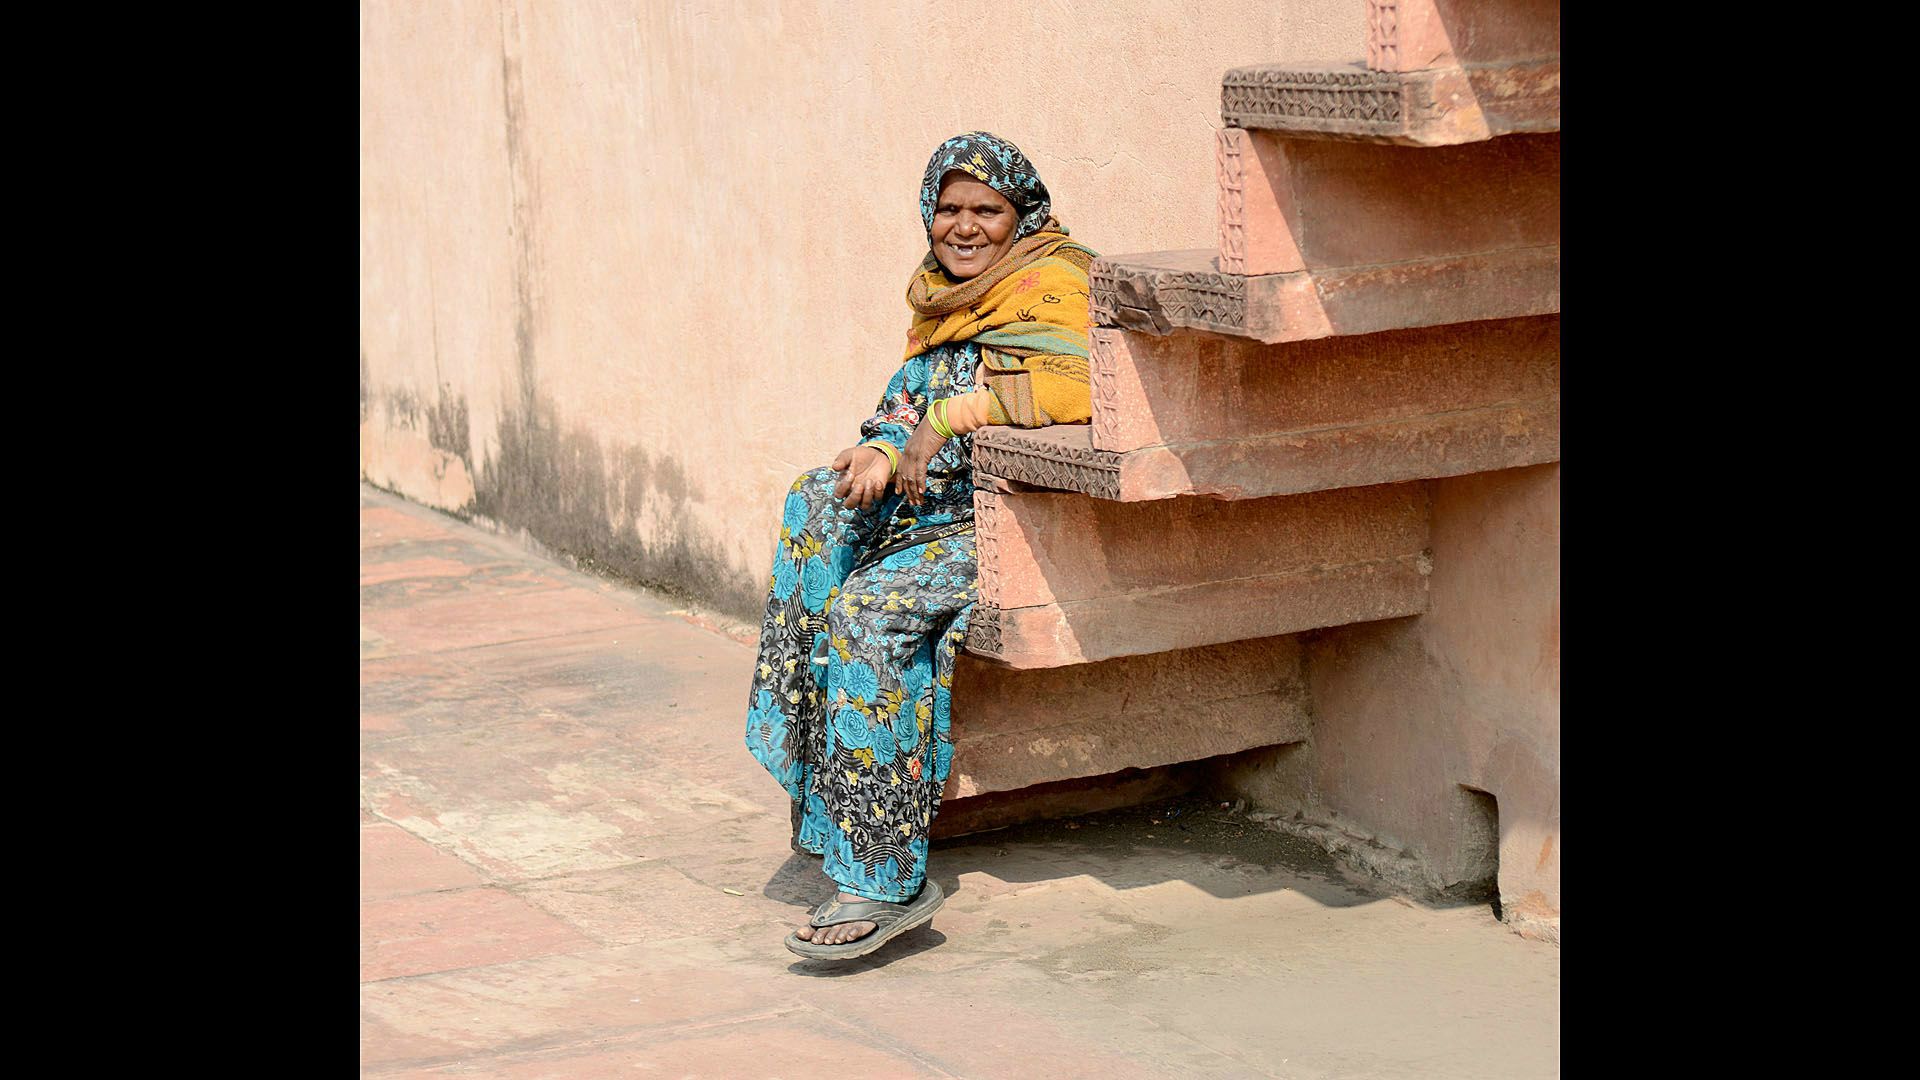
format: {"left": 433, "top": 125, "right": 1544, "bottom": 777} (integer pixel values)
{"left": 498, "top": 9, "right": 540, "bottom": 421}
{"left": 385, "top": 386, "right": 420, "bottom": 425}
{"left": 471, "top": 390, "right": 764, "bottom": 621}
{"left": 367, "top": 380, "right": 480, "bottom": 511}
{"left": 360, "top": 346, "right": 371, "bottom": 424}
{"left": 426, "top": 392, "right": 471, "bottom": 464}
{"left": 363, "top": 6, "right": 764, "bottom": 622}
{"left": 474, "top": 8, "right": 756, "bottom": 618}
{"left": 363, "top": 366, "right": 761, "bottom": 619}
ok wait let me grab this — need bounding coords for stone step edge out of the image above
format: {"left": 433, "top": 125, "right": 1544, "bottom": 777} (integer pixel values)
{"left": 946, "top": 701, "right": 1311, "bottom": 800}
{"left": 1222, "top": 60, "right": 1560, "bottom": 146}
{"left": 964, "top": 554, "right": 1431, "bottom": 667}
{"left": 929, "top": 762, "right": 1206, "bottom": 839}
{"left": 1092, "top": 246, "right": 1560, "bottom": 345}
{"left": 970, "top": 403, "right": 1559, "bottom": 502}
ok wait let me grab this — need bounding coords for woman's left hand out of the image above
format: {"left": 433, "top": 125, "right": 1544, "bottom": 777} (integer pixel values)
{"left": 893, "top": 416, "right": 948, "bottom": 507}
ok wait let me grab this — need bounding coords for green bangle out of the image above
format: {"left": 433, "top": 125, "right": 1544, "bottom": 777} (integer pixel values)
{"left": 865, "top": 440, "right": 900, "bottom": 475}
{"left": 928, "top": 399, "right": 955, "bottom": 440}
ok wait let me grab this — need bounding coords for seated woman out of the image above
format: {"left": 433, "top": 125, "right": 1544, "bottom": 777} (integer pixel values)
{"left": 745, "top": 131, "right": 1097, "bottom": 961}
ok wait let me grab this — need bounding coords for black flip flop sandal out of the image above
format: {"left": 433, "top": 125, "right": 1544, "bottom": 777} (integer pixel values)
{"left": 783, "top": 879, "right": 945, "bottom": 961}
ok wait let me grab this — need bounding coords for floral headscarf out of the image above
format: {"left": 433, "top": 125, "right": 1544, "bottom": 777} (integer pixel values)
{"left": 917, "top": 131, "right": 1058, "bottom": 245}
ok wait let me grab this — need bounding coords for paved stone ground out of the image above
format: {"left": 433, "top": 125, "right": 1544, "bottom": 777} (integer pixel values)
{"left": 360, "top": 483, "right": 1560, "bottom": 1079}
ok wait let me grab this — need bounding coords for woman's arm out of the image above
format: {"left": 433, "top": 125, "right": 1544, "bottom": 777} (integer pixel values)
{"left": 932, "top": 350, "right": 1092, "bottom": 436}
{"left": 891, "top": 352, "right": 1091, "bottom": 504}
{"left": 836, "top": 360, "right": 924, "bottom": 510}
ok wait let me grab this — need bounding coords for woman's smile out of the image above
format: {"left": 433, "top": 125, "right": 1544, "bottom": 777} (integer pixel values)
{"left": 930, "top": 174, "right": 1018, "bottom": 279}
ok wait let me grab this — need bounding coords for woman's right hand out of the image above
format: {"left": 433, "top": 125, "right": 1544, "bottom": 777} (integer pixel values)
{"left": 831, "top": 444, "right": 894, "bottom": 510}
{"left": 893, "top": 416, "right": 947, "bottom": 508}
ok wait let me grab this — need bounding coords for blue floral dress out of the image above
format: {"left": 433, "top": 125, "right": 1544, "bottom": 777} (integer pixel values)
{"left": 744, "top": 342, "right": 984, "bottom": 902}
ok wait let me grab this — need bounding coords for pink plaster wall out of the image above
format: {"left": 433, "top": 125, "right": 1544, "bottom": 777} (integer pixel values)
{"left": 1283, "top": 463, "right": 1559, "bottom": 938}
{"left": 359, "top": 0, "right": 1365, "bottom": 614}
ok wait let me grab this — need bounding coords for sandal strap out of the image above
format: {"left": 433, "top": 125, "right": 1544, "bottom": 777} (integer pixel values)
{"left": 808, "top": 896, "right": 912, "bottom": 928}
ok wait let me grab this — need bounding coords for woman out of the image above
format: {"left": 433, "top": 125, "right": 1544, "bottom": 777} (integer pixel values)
{"left": 745, "top": 132, "right": 1097, "bottom": 961}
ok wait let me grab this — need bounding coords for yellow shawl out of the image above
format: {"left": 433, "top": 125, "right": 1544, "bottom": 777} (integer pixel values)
{"left": 903, "top": 225, "right": 1098, "bottom": 427}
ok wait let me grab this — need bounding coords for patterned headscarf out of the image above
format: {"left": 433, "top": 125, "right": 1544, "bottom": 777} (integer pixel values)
{"left": 917, "top": 131, "right": 1059, "bottom": 245}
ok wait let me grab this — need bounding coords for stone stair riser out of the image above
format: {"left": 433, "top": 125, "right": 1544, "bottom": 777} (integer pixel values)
{"left": 979, "top": 485, "right": 1430, "bottom": 609}
{"left": 944, "top": 637, "right": 1311, "bottom": 798}
{"left": 966, "top": 484, "right": 1432, "bottom": 667}
{"left": 1218, "top": 130, "right": 1559, "bottom": 277}
{"left": 1094, "top": 318, "right": 1557, "bottom": 451}
{"left": 978, "top": 562, "right": 1429, "bottom": 668}
{"left": 1093, "top": 247, "right": 1558, "bottom": 345}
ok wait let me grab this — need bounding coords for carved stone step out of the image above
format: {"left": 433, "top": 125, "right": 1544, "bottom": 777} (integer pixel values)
{"left": 1092, "top": 247, "right": 1557, "bottom": 345}
{"left": 965, "top": 484, "right": 1430, "bottom": 668}
{"left": 1365, "top": 0, "right": 1561, "bottom": 74}
{"left": 1221, "top": 61, "right": 1558, "bottom": 146}
{"left": 944, "top": 636, "right": 1310, "bottom": 799}
{"left": 1218, "top": 130, "right": 1558, "bottom": 276}
{"left": 931, "top": 764, "right": 1205, "bottom": 839}
{"left": 972, "top": 316, "right": 1558, "bottom": 502}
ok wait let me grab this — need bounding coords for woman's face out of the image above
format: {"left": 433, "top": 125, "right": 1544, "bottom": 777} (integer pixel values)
{"left": 931, "top": 173, "right": 1018, "bottom": 279}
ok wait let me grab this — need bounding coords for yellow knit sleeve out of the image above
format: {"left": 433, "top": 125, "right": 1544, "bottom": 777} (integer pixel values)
{"left": 982, "top": 354, "right": 1091, "bottom": 427}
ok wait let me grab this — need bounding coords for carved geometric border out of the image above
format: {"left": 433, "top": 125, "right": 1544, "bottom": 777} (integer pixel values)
{"left": 971, "top": 431, "right": 1123, "bottom": 500}
{"left": 1089, "top": 259, "right": 1120, "bottom": 328}
{"left": 963, "top": 604, "right": 1004, "bottom": 658}
{"left": 972, "top": 491, "right": 1005, "bottom": 602}
{"left": 1217, "top": 128, "right": 1248, "bottom": 276}
{"left": 1162, "top": 270, "right": 1247, "bottom": 335}
{"left": 1366, "top": 0, "right": 1400, "bottom": 72}
{"left": 1090, "top": 330, "right": 1126, "bottom": 450}
{"left": 1221, "top": 65, "right": 1406, "bottom": 135}
{"left": 1094, "top": 256, "right": 1249, "bottom": 338}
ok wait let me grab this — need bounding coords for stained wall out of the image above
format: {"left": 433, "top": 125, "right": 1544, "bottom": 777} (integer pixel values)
{"left": 359, "top": 0, "right": 1364, "bottom": 613}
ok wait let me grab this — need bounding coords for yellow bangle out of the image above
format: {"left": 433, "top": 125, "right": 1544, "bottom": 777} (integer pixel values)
{"left": 928, "top": 399, "right": 956, "bottom": 440}
{"left": 864, "top": 440, "right": 901, "bottom": 476}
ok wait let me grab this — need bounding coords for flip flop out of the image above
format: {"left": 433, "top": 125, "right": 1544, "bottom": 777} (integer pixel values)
{"left": 784, "top": 879, "right": 945, "bottom": 961}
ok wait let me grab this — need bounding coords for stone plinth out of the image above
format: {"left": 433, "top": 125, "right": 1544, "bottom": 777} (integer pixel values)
{"left": 972, "top": 317, "right": 1559, "bottom": 502}
{"left": 1287, "top": 464, "right": 1560, "bottom": 941}
{"left": 1217, "top": 131, "right": 1559, "bottom": 276}
{"left": 965, "top": 485, "right": 1431, "bottom": 668}
{"left": 1220, "top": 62, "right": 1559, "bottom": 145}
{"left": 943, "top": 636, "right": 1310, "bottom": 799}
{"left": 1093, "top": 248, "right": 1559, "bottom": 345}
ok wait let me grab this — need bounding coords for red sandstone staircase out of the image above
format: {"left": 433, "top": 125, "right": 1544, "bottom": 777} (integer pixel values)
{"left": 940, "top": 0, "right": 1560, "bottom": 825}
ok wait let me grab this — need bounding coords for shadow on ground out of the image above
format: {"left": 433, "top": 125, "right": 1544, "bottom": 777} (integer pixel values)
{"left": 761, "top": 792, "right": 1429, "bottom": 919}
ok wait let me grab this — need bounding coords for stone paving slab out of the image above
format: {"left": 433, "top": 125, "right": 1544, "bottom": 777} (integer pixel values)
{"left": 363, "top": 823, "right": 488, "bottom": 900}
{"left": 361, "top": 887, "right": 601, "bottom": 983}
{"left": 359, "top": 482, "right": 1559, "bottom": 1078}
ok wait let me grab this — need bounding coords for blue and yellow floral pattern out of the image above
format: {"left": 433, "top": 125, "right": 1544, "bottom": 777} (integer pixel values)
{"left": 745, "top": 342, "right": 982, "bottom": 902}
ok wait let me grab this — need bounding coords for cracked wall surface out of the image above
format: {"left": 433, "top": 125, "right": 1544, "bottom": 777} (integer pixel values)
{"left": 359, "top": 0, "right": 1364, "bottom": 617}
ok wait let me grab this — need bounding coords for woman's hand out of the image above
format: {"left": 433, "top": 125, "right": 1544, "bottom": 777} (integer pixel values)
{"left": 831, "top": 444, "right": 894, "bottom": 510}
{"left": 893, "top": 416, "right": 948, "bottom": 507}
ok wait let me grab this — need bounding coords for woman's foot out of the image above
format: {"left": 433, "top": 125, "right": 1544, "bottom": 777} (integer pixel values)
{"left": 792, "top": 891, "right": 877, "bottom": 945}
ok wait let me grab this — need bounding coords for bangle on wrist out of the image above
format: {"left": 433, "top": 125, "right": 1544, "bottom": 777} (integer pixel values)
{"left": 864, "top": 440, "right": 901, "bottom": 476}
{"left": 928, "top": 399, "right": 955, "bottom": 440}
